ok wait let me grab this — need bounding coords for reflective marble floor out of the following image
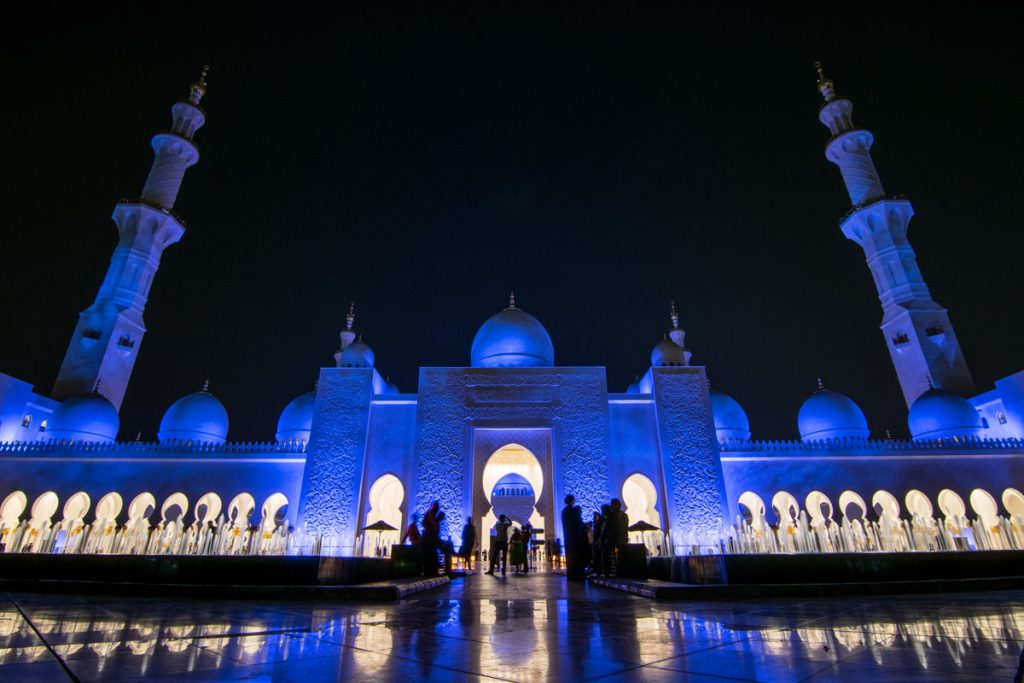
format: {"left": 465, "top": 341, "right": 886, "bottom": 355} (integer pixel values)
{"left": 2, "top": 574, "right": 1024, "bottom": 681}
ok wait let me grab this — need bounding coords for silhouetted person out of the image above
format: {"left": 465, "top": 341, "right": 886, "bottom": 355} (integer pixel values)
{"left": 460, "top": 516, "right": 476, "bottom": 570}
{"left": 607, "top": 498, "right": 629, "bottom": 576}
{"left": 593, "top": 506, "right": 609, "bottom": 575}
{"left": 422, "top": 501, "right": 441, "bottom": 576}
{"left": 486, "top": 514, "right": 511, "bottom": 575}
{"left": 562, "top": 494, "right": 586, "bottom": 581}
{"left": 521, "top": 522, "right": 533, "bottom": 573}
{"left": 402, "top": 513, "right": 422, "bottom": 544}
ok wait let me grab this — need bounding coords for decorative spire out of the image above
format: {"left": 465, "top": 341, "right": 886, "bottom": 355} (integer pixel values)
{"left": 814, "top": 61, "right": 836, "bottom": 103}
{"left": 202, "top": 378, "right": 210, "bottom": 393}
{"left": 508, "top": 291, "right": 517, "bottom": 309}
{"left": 346, "top": 302, "right": 355, "bottom": 331}
{"left": 669, "top": 301, "right": 680, "bottom": 330}
{"left": 816, "top": 376, "right": 826, "bottom": 392}
{"left": 189, "top": 65, "right": 209, "bottom": 105}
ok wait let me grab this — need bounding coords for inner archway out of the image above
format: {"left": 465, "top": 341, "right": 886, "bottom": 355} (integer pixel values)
{"left": 480, "top": 444, "right": 545, "bottom": 554}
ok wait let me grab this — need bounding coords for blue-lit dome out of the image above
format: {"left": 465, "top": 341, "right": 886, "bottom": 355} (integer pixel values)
{"left": 651, "top": 339, "right": 686, "bottom": 367}
{"left": 276, "top": 391, "right": 315, "bottom": 443}
{"left": 340, "top": 340, "right": 375, "bottom": 368}
{"left": 47, "top": 392, "right": 119, "bottom": 444}
{"left": 158, "top": 389, "right": 229, "bottom": 445}
{"left": 471, "top": 303, "right": 554, "bottom": 368}
{"left": 798, "top": 387, "right": 869, "bottom": 442}
{"left": 908, "top": 388, "right": 984, "bottom": 440}
{"left": 710, "top": 390, "right": 751, "bottom": 441}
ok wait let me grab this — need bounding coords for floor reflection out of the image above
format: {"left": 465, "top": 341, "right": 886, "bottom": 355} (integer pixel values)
{"left": 0, "top": 577, "right": 1022, "bottom": 681}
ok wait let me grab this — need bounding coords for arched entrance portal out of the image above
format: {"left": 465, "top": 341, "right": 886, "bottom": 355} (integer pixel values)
{"left": 479, "top": 444, "right": 547, "bottom": 560}
{"left": 622, "top": 473, "right": 664, "bottom": 556}
{"left": 362, "top": 474, "right": 404, "bottom": 557}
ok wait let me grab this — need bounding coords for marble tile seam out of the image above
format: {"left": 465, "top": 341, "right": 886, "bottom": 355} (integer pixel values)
{"left": 7, "top": 597, "right": 79, "bottom": 682}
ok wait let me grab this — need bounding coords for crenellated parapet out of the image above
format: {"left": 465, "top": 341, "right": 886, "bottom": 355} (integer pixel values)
{"left": 720, "top": 436, "right": 1024, "bottom": 455}
{"left": 0, "top": 439, "right": 306, "bottom": 458}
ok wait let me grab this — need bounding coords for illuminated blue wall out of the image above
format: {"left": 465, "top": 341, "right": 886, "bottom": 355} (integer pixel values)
{"left": 607, "top": 395, "right": 665, "bottom": 511}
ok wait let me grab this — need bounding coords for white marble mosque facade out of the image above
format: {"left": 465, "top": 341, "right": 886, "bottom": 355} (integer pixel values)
{"left": 1, "top": 67, "right": 1023, "bottom": 556}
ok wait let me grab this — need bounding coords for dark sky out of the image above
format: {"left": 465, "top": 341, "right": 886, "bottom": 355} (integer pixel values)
{"left": 2, "top": 9, "right": 1021, "bottom": 442}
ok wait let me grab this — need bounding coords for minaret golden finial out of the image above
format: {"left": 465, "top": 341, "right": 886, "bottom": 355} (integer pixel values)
{"left": 346, "top": 302, "right": 355, "bottom": 331}
{"left": 508, "top": 291, "right": 517, "bottom": 309}
{"left": 669, "top": 301, "right": 680, "bottom": 330}
{"left": 814, "top": 61, "right": 836, "bottom": 103}
{"left": 189, "top": 65, "right": 210, "bottom": 105}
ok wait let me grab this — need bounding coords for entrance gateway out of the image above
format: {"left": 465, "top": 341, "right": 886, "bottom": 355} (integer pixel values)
{"left": 478, "top": 443, "right": 550, "bottom": 559}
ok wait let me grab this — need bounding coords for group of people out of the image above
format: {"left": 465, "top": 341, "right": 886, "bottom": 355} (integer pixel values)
{"left": 561, "top": 494, "right": 630, "bottom": 581}
{"left": 484, "top": 514, "right": 534, "bottom": 575}
{"left": 397, "top": 495, "right": 631, "bottom": 581}
{"left": 400, "top": 500, "right": 457, "bottom": 576}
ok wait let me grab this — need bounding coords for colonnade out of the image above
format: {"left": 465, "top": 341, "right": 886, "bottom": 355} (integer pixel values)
{"left": 0, "top": 488, "right": 300, "bottom": 556}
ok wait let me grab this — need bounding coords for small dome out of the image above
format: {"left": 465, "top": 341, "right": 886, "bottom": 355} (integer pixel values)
{"left": 798, "top": 388, "right": 869, "bottom": 442}
{"left": 158, "top": 390, "right": 229, "bottom": 445}
{"left": 340, "top": 340, "right": 375, "bottom": 368}
{"left": 48, "top": 392, "right": 119, "bottom": 444}
{"left": 385, "top": 382, "right": 400, "bottom": 395}
{"left": 626, "top": 380, "right": 641, "bottom": 394}
{"left": 710, "top": 390, "right": 751, "bottom": 441}
{"left": 471, "top": 304, "right": 554, "bottom": 368}
{"left": 276, "top": 391, "right": 315, "bottom": 443}
{"left": 908, "top": 388, "right": 984, "bottom": 440}
{"left": 651, "top": 339, "right": 686, "bottom": 367}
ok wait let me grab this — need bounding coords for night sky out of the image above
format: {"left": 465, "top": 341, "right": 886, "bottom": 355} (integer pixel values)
{"left": 2, "top": 10, "right": 1021, "bottom": 442}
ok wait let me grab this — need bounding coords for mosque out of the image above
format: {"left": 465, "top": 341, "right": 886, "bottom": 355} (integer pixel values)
{"left": 0, "top": 66, "right": 1022, "bottom": 558}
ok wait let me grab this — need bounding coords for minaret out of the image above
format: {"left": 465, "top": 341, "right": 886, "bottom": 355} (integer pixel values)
{"left": 667, "top": 301, "right": 692, "bottom": 365}
{"left": 815, "top": 62, "right": 974, "bottom": 406}
{"left": 52, "top": 68, "right": 210, "bottom": 410}
{"left": 333, "top": 303, "right": 357, "bottom": 366}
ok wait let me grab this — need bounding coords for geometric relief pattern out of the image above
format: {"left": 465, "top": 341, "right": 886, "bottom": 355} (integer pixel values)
{"left": 415, "top": 368, "right": 611, "bottom": 539}
{"left": 297, "top": 369, "right": 373, "bottom": 541}
{"left": 652, "top": 367, "right": 728, "bottom": 537}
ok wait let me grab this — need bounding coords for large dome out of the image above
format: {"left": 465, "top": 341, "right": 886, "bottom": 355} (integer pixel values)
{"left": 710, "top": 390, "right": 751, "bottom": 441}
{"left": 908, "top": 388, "right": 984, "bottom": 440}
{"left": 471, "top": 304, "right": 554, "bottom": 368}
{"left": 339, "top": 340, "right": 375, "bottom": 368}
{"left": 158, "top": 389, "right": 229, "bottom": 445}
{"left": 47, "top": 392, "right": 119, "bottom": 444}
{"left": 651, "top": 339, "right": 686, "bottom": 367}
{"left": 276, "top": 391, "right": 315, "bottom": 443}
{"left": 798, "top": 388, "right": 869, "bottom": 442}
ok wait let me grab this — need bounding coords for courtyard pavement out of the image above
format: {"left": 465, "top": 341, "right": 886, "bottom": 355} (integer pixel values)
{"left": 1, "top": 573, "right": 1023, "bottom": 681}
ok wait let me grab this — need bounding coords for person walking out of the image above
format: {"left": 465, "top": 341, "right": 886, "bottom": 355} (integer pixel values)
{"left": 521, "top": 522, "right": 533, "bottom": 573}
{"left": 561, "top": 494, "right": 586, "bottom": 581}
{"left": 422, "top": 501, "right": 441, "bottom": 576}
{"left": 509, "top": 527, "right": 526, "bottom": 573}
{"left": 485, "top": 514, "right": 511, "bottom": 575}
{"left": 460, "top": 516, "right": 476, "bottom": 571}
{"left": 402, "top": 513, "right": 422, "bottom": 544}
{"left": 607, "top": 498, "right": 629, "bottom": 576}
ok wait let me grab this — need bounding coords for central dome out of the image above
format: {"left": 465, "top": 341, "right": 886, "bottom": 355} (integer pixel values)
{"left": 471, "top": 302, "right": 554, "bottom": 368}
